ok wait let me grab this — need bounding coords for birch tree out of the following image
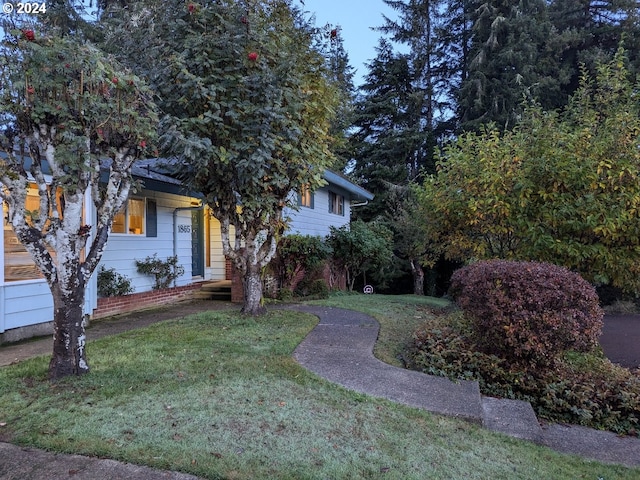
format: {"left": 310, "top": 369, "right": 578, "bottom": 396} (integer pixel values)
{"left": 0, "top": 26, "right": 157, "bottom": 379}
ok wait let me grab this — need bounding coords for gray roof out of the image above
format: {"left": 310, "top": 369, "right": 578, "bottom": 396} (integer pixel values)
{"left": 133, "top": 158, "right": 374, "bottom": 202}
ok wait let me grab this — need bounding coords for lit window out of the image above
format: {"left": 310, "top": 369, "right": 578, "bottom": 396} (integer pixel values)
{"left": 3, "top": 186, "right": 60, "bottom": 282}
{"left": 112, "top": 199, "right": 145, "bottom": 235}
{"left": 329, "top": 191, "right": 344, "bottom": 216}
{"left": 299, "top": 185, "right": 313, "bottom": 208}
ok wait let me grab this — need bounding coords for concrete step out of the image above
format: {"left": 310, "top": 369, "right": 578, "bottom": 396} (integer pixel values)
{"left": 481, "top": 396, "right": 543, "bottom": 443}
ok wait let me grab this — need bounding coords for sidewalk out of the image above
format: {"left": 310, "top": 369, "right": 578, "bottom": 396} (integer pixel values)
{"left": 0, "top": 301, "right": 639, "bottom": 479}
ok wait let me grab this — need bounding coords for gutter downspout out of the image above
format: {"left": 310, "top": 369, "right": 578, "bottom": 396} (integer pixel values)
{"left": 173, "top": 202, "right": 205, "bottom": 287}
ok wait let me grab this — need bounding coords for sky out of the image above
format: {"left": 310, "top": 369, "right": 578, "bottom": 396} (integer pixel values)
{"left": 299, "top": 0, "right": 398, "bottom": 87}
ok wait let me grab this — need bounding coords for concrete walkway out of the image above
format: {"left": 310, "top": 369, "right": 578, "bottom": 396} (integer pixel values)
{"left": 0, "top": 301, "right": 639, "bottom": 479}
{"left": 290, "top": 305, "right": 640, "bottom": 469}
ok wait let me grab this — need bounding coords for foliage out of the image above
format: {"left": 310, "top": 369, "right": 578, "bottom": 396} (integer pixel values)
{"left": 0, "top": 24, "right": 158, "bottom": 378}
{"left": 135, "top": 254, "right": 185, "bottom": 290}
{"left": 383, "top": 184, "right": 440, "bottom": 295}
{"left": 549, "top": 0, "right": 640, "bottom": 96}
{"left": 97, "top": 265, "right": 134, "bottom": 297}
{"left": 103, "top": 0, "right": 340, "bottom": 314}
{"left": 270, "top": 234, "right": 331, "bottom": 289}
{"left": 458, "top": 0, "right": 561, "bottom": 130}
{"left": 348, "top": 38, "right": 438, "bottom": 222}
{"left": 418, "top": 50, "right": 640, "bottom": 291}
{"left": 449, "top": 260, "right": 604, "bottom": 368}
{"left": 294, "top": 277, "right": 330, "bottom": 299}
{"left": 276, "top": 286, "right": 294, "bottom": 301}
{"left": 406, "top": 311, "right": 640, "bottom": 435}
{"left": 326, "top": 220, "right": 394, "bottom": 291}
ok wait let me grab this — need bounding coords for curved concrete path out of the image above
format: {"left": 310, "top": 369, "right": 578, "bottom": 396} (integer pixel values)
{"left": 289, "top": 305, "right": 640, "bottom": 469}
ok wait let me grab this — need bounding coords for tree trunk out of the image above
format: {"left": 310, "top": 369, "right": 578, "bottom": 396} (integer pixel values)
{"left": 48, "top": 283, "right": 89, "bottom": 380}
{"left": 241, "top": 265, "right": 266, "bottom": 315}
{"left": 410, "top": 258, "right": 425, "bottom": 296}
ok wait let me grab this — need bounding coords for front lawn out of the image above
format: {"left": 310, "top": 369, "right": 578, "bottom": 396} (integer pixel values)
{"left": 0, "top": 300, "right": 638, "bottom": 479}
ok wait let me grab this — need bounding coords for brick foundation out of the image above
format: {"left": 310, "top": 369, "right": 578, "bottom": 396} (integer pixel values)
{"left": 225, "top": 258, "right": 233, "bottom": 280}
{"left": 92, "top": 282, "right": 204, "bottom": 320}
{"left": 231, "top": 268, "right": 244, "bottom": 303}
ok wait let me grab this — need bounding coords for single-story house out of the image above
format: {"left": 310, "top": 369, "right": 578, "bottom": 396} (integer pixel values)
{"left": 0, "top": 158, "right": 373, "bottom": 342}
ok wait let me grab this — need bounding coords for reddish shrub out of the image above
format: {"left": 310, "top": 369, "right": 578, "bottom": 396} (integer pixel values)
{"left": 449, "top": 260, "right": 603, "bottom": 368}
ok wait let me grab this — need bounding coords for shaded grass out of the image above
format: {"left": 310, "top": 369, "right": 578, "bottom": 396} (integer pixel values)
{"left": 0, "top": 303, "right": 638, "bottom": 479}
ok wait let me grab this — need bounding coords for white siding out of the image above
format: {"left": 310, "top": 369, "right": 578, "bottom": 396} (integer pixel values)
{"left": 2, "top": 281, "right": 53, "bottom": 332}
{"left": 286, "top": 185, "right": 351, "bottom": 237}
{"left": 98, "top": 190, "right": 195, "bottom": 293}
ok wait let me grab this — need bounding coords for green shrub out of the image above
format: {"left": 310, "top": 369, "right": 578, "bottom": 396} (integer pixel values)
{"left": 293, "top": 277, "right": 329, "bottom": 299}
{"left": 277, "top": 287, "right": 293, "bottom": 301}
{"left": 309, "top": 278, "right": 329, "bottom": 299}
{"left": 326, "top": 220, "right": 394, "bottom": 291}
{"left": 97, "top": 266, "right": 134, "bottom": 297}
{"left": 271, "top": 235, "right": 331, "bottom": 289}
{"left": 449, "top": 260, "right": 603, "bottom": 368}
{"left": 135, "top": 254, "right": 185, "bottom": 290}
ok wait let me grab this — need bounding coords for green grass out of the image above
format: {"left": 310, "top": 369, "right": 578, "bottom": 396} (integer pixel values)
{"left": 0, "top": 298, "right": 638, "bottom": 479}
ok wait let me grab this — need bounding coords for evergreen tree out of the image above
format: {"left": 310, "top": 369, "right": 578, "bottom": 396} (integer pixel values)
{"left": 436, "top": 0, "right": 475, "bottom": 132}
{"left": 459, "top": 0, "right": 562, "bottom": 130}
{"left": 313, "top": 24, "right": 357, "bottom": 171}
{"left": 549, "top": 0, "right": 640, "bottom": 96}
{"left": 349, "top": 40, "right": 422, "bottom": 221}
{"left": 350, "top": 0, "right": 451, "bottom": 221}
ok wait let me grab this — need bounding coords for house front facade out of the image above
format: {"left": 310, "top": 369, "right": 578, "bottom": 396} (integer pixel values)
{"left": 0, "top": 161, "right": 373, "bottom": 343}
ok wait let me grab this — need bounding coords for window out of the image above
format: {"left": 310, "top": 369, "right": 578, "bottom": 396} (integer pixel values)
{"left": 298, "top": 185, "right": 314, "bottom": 209}
{"left": 329, "top": 191, "right": 344, "bottom": 216}
{"left": 3, "top": 185, "right": 60, "bottom": 282}
{"left": 112, "top": 199, "right": 145, "bottom": 235}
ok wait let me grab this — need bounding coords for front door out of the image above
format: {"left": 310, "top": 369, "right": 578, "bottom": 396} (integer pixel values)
{"left": 191, "top": 210, "right": 204, "bottom": 278}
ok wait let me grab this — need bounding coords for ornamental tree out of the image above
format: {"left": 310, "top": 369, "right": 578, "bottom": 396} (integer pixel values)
{"left": 418, "top": 48, "right": 640, "bottom": 291}
{"left": 103, "top": 0, "right": 339, "bottom": 314}
{"left": 0, "top": 27, "right": 157, "bottom": 379}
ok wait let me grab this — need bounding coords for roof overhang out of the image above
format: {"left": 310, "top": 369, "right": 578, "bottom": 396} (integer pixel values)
{"left": 323, "top": 169, "right": 374, "bottom": 202}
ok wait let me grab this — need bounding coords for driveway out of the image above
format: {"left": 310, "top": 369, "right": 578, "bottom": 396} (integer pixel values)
{"left": 600, "top": 314, "right": 640, "bottom": 369}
